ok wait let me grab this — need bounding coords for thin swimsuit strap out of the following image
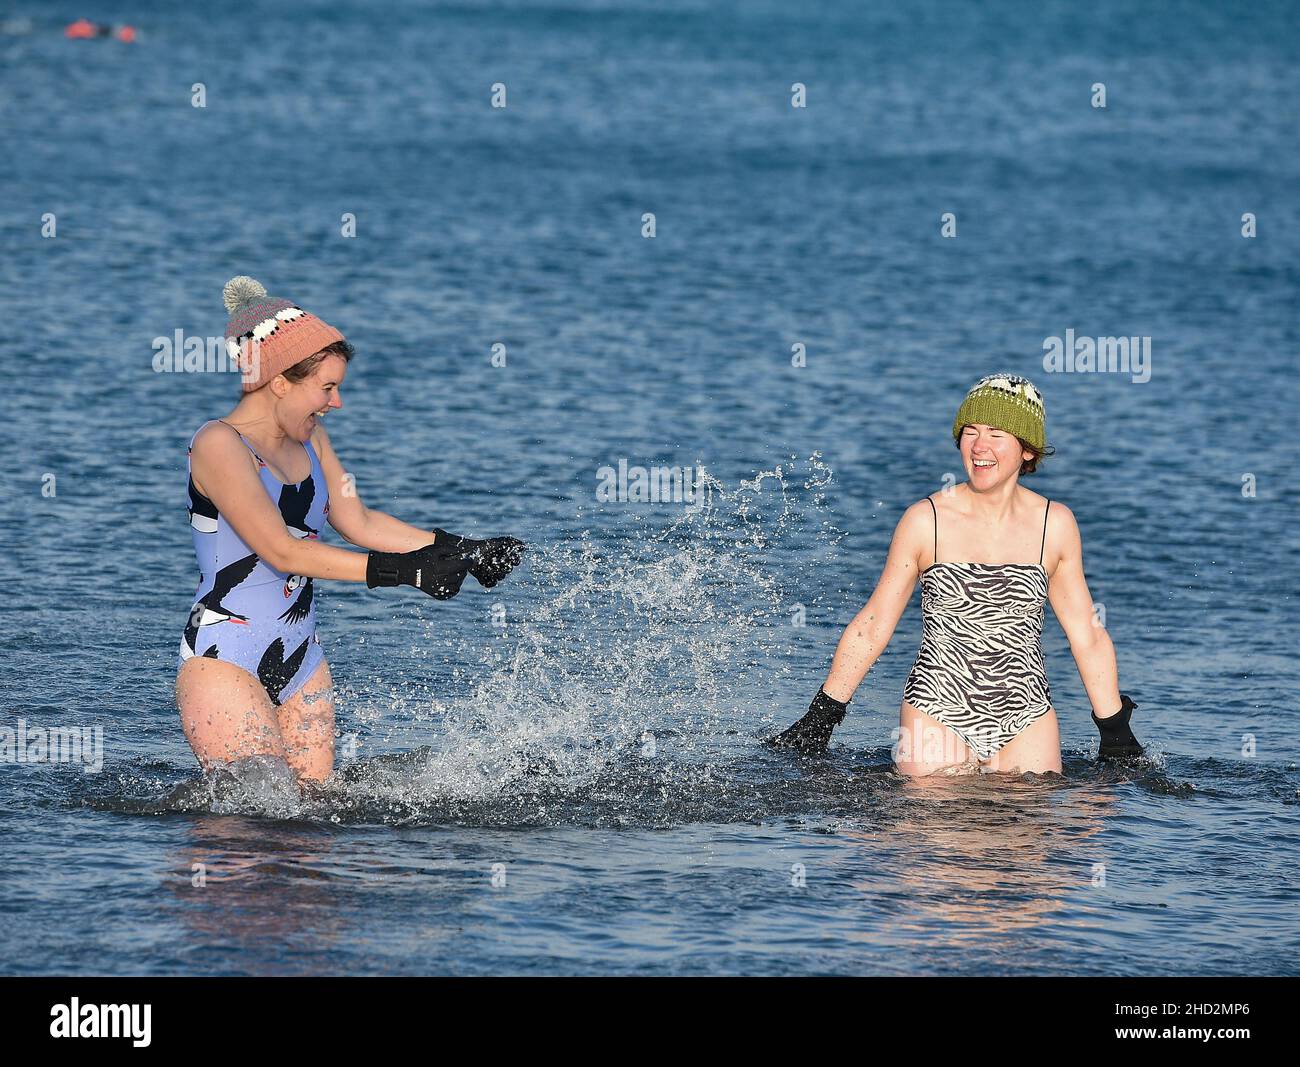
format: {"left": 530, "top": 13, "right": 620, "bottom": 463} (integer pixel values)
{"left": 927, "top": 496, "right": 938, "bottom": 563}
{"left": 926, "top": 494, "right": 1052, "bottom": 566}
{"left": 1040, "top": 498, "right": 1051, "bottom": 566}
{"left": 217, "top": 419, "right": 265, "bottom": 462}
{"left": 217, "top": 419, "right": 315, "bottom": 475}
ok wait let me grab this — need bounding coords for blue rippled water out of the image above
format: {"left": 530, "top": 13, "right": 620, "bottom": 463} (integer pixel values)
{"left": 0, "top": 0, "right": 1297, "bottom": 975}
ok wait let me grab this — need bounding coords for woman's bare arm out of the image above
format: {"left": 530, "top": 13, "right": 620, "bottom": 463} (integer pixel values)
{"left": 310, "top": 423, "right": 441, "bottom": 553}
{"left": 1046, "top": 502, "right": 1125, "bottom": 718}
{"left": 192, "top": 423, "right": 369, "bottom": 582}
{"left": 821, "top": 500, "right": 930, "bottom": 702}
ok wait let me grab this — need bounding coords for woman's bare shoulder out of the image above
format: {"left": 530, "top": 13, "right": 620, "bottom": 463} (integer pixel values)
{"left": 892, "top": 495, "right": 940, "bottom": 545}
{"left": 1036, "top": 492, "right": 1077, "bottom": 526}
{"left": 191, "top": 420, "right": 247, "bottom": 458}
{"left": 189, "top": 420, "right": 247, "bottom": 495}
{"left": 1039, "top": 497, "right": 1082, "bottom": 573}
{"left": 901, "top": 494, "right": 940, "bottom": 519}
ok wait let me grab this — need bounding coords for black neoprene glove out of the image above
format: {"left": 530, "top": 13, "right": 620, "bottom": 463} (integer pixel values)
{"left": 766, "top": 687, "right": 850, "bottom": 753}
{"left": 428, "top": 528, "right": 526, "bottom": 589}
{"left": 1092, "top": 693, "right": 1145, "bottom": 758}
{"left": 366, "top": 543, "right": 470, "bottom": 600}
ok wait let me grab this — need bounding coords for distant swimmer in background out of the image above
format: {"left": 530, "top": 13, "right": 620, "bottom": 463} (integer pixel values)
{"left": 769, "top": 372, "right": 1145, "bottom": 775}
{"left": 64, "top": 19, "right": 136, "bottom": 42}
{"left": 176, "top": 276, "right": 525, "bottom": 789}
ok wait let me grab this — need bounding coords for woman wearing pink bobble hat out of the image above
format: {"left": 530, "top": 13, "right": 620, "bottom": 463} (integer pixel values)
{"left": 769, "top": 372, "right": 1145, "bottom": 775}
{"left": 176, "top": 277, "right": 525, "bottom": 789}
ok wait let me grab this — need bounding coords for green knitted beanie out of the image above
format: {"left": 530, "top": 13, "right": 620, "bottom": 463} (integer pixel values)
{"left": 951, "top": 373, "right": 1047, "bottom": 451}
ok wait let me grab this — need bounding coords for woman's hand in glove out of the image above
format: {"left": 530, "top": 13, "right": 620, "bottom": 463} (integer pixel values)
{"left": 1092, "top": 693, "right": 1145, "bottom": 759}
{"left": 766, "top": 687, "right": 850, "bottom": 754}
{"left": 428, "top": 528, "right": 526, "bottom": 589}
{"left": 366, "top": 543, "right": 471, "bottom": 600}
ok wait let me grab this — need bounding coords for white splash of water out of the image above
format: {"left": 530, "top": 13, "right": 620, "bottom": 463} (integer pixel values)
{"left": 352, "top": 455, "right": 842, "bottom": 803}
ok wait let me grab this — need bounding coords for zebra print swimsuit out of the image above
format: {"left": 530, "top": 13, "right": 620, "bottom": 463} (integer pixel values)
{"left": 902, "top": 497, "right": 1052, "bottom": 759}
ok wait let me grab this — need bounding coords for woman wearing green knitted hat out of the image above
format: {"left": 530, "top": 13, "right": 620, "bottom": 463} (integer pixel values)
{"left": 770, "top": 372, "right": 1144, "bottom": 774}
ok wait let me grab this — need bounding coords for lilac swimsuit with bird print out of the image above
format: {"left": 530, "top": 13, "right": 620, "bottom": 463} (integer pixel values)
{"left": 177, "top": 420, "right": 328, "bottom": 705}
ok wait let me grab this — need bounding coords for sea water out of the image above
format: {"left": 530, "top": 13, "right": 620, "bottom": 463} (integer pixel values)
{"left": 0, "top": 0, "right": 1296, "bottom": 975}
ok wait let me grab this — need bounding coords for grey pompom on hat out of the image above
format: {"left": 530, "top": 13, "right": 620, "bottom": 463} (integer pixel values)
{"left": 222, "top": 275, "right": 269, "bottom": 314}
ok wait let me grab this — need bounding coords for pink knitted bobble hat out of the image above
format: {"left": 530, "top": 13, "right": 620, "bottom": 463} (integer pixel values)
{"left": 222, "top": 276, "right": 345, "bottom": 393}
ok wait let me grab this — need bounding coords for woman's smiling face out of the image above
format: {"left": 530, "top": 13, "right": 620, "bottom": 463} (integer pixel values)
{"left": 290, "top": 354, "right": 347, "bottom": 439}
{"left": 958, "top": 423, "right": 1031, "bottom": 482}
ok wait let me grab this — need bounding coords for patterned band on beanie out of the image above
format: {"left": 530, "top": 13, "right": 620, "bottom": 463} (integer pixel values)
{"left": 951, "top": 373, "right": 1047, "bottom": 451}
{"left": 222, "top": 276, "right": 345, "bottom": 394}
